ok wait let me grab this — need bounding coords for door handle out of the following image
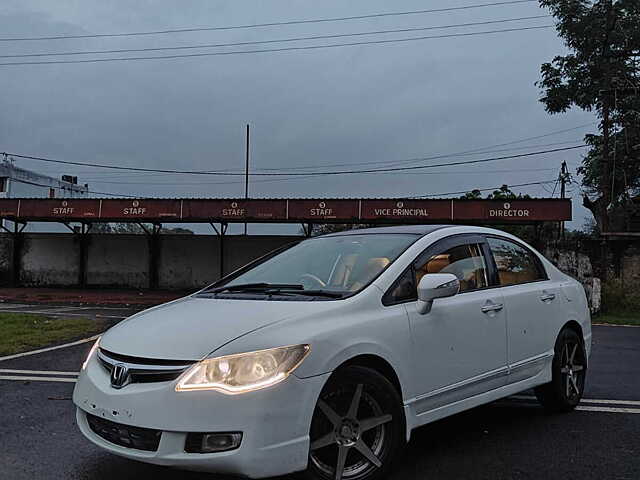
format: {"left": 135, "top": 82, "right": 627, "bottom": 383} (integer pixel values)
{"left": 540, "top": 293, "right": 556, "bottom": 302}
{"left": 481, "top": 303, "right": 504, "bottom": 313}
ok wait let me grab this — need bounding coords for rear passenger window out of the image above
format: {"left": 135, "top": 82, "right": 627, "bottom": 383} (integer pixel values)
{"left": 487, "top": 237, "right": 545, "bottom": 285}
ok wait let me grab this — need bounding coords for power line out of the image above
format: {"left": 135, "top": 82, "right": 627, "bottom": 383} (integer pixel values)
{"left": 79, "top": 167, "right": 558, "bottom": 186}
{"left": 454, "top": 122, "right": 596, "bottom": 155}
{"left": 0, "top": 25, "right": 554, "bottom": 66}
{"left": 0, "top": 16, "right": 550, "bottom": 59}
{"left": 35, "top": 139, "right": 585, "bottom": 179}
{"left": 35, "top": 122, "right": 594, "bottom": 179}
{"left": 257, "top": 140, "right": 585, "bottom": 172}
{"left": 415, "top": 179, "right": 557, "bottom": 198}
{"left": 3, "top": 145, "right": 587, "bottom": 177}
{"left": 0, "top": 1, "right": 539, "bottom": 42}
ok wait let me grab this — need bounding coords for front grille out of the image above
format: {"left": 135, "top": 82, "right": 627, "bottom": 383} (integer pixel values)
{"left": 86, "top": 413, "right": 161, "bottom": 452}
{"left": 98, "top": 348, "right": 194, "bottom": 386}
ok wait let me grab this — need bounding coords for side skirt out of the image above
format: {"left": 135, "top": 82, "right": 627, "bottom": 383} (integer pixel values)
{"left": 404, "top": 363, "right": 552, "bottom": 439}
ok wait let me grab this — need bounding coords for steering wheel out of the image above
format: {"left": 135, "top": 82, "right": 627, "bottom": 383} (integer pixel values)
{"left": 298, "top": 273, "right": 326, "bottom": 289}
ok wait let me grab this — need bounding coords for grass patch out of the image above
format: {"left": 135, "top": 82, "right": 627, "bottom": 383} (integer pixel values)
{"left": 0, "top": 313, "right": 102, "bottom": 356}
{"left": 593, "top": 312, "right": 640, "bottom": 326}
{"left": 597, "top": 279, "right": 640, "bottom": 325}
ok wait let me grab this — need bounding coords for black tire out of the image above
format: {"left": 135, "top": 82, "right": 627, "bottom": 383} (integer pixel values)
{"left": 535, "top": 327, "right": 587, "bottom": 413}
{"left": 302, "top": 366, "right": 405, "bottom": 480}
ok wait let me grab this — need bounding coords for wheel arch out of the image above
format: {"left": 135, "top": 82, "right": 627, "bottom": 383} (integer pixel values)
{"left": 324, "top": 354, "right": 410, "bottom": 443}
{"left": 557, "top": 320, "right": 588, "bottom": 366}
{"left": 339, "top": 354, "right": 404, "bottom": 399}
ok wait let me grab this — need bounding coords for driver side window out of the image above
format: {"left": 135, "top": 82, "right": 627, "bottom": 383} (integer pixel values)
{"left": 384, "top": 241, "right": 488, "bottom": 305}
{"left": 416, "top": 243, "right": 488, "bottom": 293}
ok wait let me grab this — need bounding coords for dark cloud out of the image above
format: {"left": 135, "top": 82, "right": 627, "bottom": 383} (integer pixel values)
{"left": 0, "top": 0, "right": 595, "bottom": 233}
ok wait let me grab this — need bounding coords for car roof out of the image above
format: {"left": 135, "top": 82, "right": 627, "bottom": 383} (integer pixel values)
{"left": 320, "top": 225, "right": 455, "bottom": 237}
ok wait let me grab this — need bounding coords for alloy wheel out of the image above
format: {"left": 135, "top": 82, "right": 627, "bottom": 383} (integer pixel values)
{"left": 310, "top": 383, "right": 394, "bottom": 480}
{"left": 559, "top": 341, "right": 585, "bottom": 401}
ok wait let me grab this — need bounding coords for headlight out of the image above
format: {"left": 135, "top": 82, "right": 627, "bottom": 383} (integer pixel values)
{"left": 82, "top": 338, "right": 100, "bottom": 371}
{"left": 175, "top": 344, "right": 310, "bottom": 394}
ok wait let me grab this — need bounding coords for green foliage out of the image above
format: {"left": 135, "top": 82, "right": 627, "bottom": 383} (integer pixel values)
{"left": 459, "top": 185, "right": 531, "bottom": 200}
{"left": 538, "top": 0, "right": 640, "bottom": 229}
{"left": 600, "top": 278, "right": 640, "bottom": 316}
{"left": 90, "top": 223, "right": 194, "bottom": 234}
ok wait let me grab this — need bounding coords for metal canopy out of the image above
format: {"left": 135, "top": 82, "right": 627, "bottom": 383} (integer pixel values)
{"left": 0, "top": 197, "right": 571, "bottom": 224}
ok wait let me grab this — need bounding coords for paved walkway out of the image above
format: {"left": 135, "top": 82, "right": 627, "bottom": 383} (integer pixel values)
{"left": 0, "top": 287, "right": 189, "bottom": 307}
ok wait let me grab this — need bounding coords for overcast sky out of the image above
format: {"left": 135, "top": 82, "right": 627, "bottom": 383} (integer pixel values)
{"left": 0, "top": 0, "right": 597, "bottom": 233}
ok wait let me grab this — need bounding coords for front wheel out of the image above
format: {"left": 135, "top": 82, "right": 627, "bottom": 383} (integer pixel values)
{"left": 535, "top": 327, "right": 587, "bottom": 412}
{"left": 304, "top": 366, "right": 405, "bottom": 480}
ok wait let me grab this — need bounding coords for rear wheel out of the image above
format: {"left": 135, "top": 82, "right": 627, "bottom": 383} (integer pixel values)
{"left": 535, "top": 327, "right": 587, "bottom": 412}
{"left": 304, "top": 366, "right": 405, "bottom": 480}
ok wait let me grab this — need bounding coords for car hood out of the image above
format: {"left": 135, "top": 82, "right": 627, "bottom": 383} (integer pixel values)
{"left": 99, "top": 296, "right": 340, "bottom": 360}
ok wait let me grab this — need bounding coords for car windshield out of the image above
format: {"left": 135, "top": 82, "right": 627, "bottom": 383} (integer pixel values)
{"left": 216, "top": 233, "right": 417, "bottom": 296}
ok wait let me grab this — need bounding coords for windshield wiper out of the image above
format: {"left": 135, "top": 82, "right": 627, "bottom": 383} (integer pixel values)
{"left": 203, "top": 283, "right": 344, "bottom": 298}
{"left": 280, "top": 289, "right": 346, "bottom": 298}
{"left": 207, "top": 283, "right": 305, "bottom": 294}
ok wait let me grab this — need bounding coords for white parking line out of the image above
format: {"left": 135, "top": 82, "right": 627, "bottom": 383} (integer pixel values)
{"left": 0, "top": 303, "right": 31, "bottom": 309}
{"left": 510, "top": 395, "right": 640, "bottom": 407}
{"left": 0, "top": 369, "right": 78, "bottom": 376}
{"left": 0, "top": 334, "right": 100, "bottom": 362}
{"left": 576, "top": 405, "right": 640, "bottom": 414}
{"left": 0, "top": 308, "right": 124, "bottom": 319}
{"left": 0, "top": 375, "right": 76, "bottom": 383}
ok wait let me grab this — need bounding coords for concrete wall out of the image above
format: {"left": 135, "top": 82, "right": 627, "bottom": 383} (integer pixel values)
{"left": 21, "top": 234, "right": 79, "bottom": 286}
{"left": 223, "top": 235, "right": 299, "bottom": 275}
{"left": 87, "top": 235, "right": 149, "bottom": 289}
{"left": 544, "top": 247, "right": 601, "bottom": 313}
{"left": 158, "top": 235, "right": 220, "bottom": 289}
{"left": 1, "top": 234, "right": 604, "bottom": 307}
{"left": 0, "top": 234, "right": 13, "bottom": 285}
{"left": 0, "top": 233, "right": 301, "bottom": 290}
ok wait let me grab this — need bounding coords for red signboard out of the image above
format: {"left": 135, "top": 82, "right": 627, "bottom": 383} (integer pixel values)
{"left": 99, "top": 199, "right": 181, "bottom": 220}
{"left": 0, "top": 199, "right": 19, "bottom": 217}
{"left": 361, "top": 199, "right": 452, "bottom": 221}
{"left": 287, "top": 199, "right": 359, "bottom": 221}
{"left": 0, "top": 198, "right": 572, "bottom": 223}
{"left": 452, "top": 199, "right": 572, "bottom": 222}
{"left": 17, "top": 199, "right": 101, "bottom": 219}
{"left": 183, "top": 199, "right": 287, "bottom": 221}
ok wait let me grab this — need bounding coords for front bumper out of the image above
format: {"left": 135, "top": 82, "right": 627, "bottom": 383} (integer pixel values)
{"left": 73, "top": 355, "right": 330, "bottom": 478}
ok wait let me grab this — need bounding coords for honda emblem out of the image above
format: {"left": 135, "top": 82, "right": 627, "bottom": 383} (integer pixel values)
{"left": 110, "top": 363, "right": 130, "bottom": 389}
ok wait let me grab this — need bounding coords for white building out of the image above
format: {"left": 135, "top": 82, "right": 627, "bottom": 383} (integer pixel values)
{"left": 0, "top": 160, "right": 88, "bottom": 199}
{"left": 0, "top": 160, "right": 89, "bottom": 231}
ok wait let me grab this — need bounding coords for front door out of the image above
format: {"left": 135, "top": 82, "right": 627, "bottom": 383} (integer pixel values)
{"left": 404, "top": 235, "right": 508, "bottom": 414}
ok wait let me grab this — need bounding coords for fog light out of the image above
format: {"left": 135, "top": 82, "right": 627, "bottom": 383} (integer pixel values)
{"left": 185, "top": 432, "right": 242, "bottom": 453}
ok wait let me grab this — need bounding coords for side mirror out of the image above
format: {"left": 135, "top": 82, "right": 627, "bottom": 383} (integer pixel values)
{"left": 416, "top": 273, "right": 460, "bottom": 315}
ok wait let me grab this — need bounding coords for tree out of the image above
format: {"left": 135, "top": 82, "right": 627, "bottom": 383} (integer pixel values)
{"left": 537, "top": 0, "right": 640, "bottom": 232}
{"left": 89, "top": 223, "right": 194, "bottom": 234}
{"left": 459, "top": 185, "right": 531, "bottom": 200}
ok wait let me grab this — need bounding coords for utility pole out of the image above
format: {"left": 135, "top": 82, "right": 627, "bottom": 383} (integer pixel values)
{"left": 244, "top": 124, "right": 250, "bottom": 235}
{"left": 560, "top": 161, "right": 569, "bottom": 199}
{"left": 559, "top": 161, "right": 570, "bottom": 239}
{"left": 600, "top": 0, "right": 616, "bottom": 234}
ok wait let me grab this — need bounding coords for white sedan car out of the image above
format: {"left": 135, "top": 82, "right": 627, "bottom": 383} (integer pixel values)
{"left": 74, "top": 225, "right": 591, "bottom": 480}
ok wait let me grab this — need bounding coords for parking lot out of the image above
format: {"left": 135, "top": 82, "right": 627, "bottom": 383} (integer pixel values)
{"left": 1, "top": 309, "right": 638, "bottom": 480}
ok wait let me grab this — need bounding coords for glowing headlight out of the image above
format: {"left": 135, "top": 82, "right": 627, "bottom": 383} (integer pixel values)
{"left": 175, "top": 344, "right": 310, "bottom": 394}
{"left": 82, "top": 338, "right": 100, "bottom": 371}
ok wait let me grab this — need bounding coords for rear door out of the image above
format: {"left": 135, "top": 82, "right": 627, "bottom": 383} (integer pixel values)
{"left": 485, "top": 236, "right": 562, "bottom": 384}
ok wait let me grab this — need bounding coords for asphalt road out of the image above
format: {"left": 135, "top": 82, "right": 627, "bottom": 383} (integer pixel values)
{"left": 0, "top": 324, "right": 638, "bottom": 480}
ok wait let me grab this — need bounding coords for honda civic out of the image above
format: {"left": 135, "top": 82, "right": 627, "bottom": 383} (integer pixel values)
{"left": 74, "top": 225, "right": 591, "bottom": 480}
